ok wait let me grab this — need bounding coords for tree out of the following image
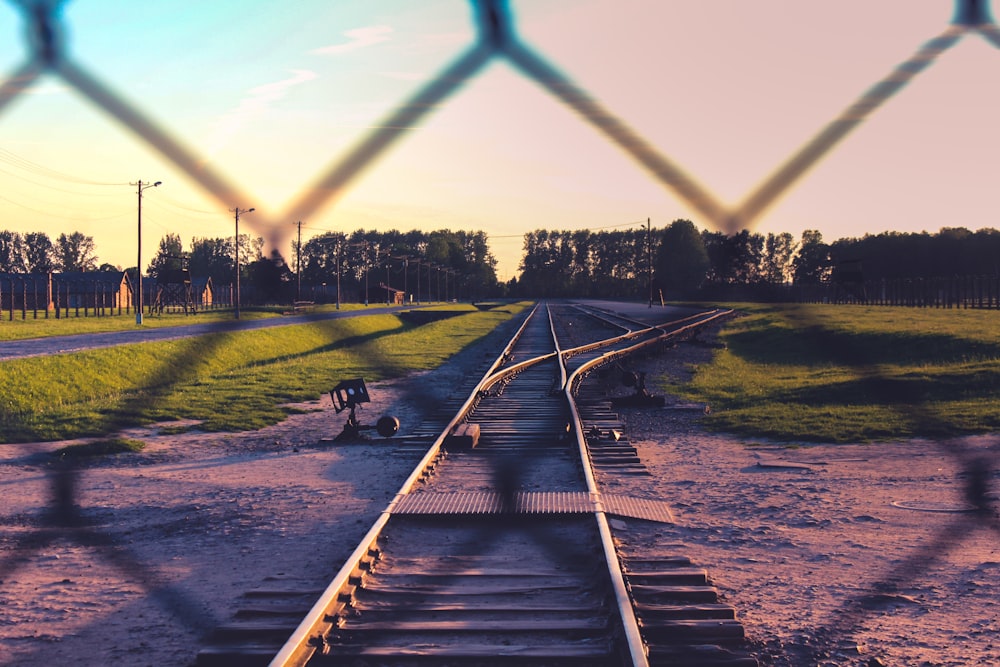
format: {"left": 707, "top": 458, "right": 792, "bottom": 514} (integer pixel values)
{"left": 654, "top": 219, "right": 709, "bottom": 296}
{"left": 761, "top": 232, "right": 796, "bottom": 284}
{"left": 0, "top": 230, "right": 25, "bottom": 272}
{"left": 56, "top": 231, "right": 98, "bottom": 272}
{"left": 793, "top": 230, "right": 832, "bottom": 284}
{"left": 246, "top": 250, "right": 292, "bottom": 303}
{"left": 455, "top": 230, "right": 500, "bottom": 298}
{"left": 190, "top": 236, "right": 234, "bottom": 283}
{"left": 23, "top": 232, "right": 56, "bottom": 273}
{"left": 147, "top": 233, "right": 185, "bottom": 281}
{"left": 301, "top": 232, "right": 344, "bottom": 286}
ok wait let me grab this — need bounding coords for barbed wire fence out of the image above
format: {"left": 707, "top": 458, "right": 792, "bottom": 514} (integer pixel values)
{"left": 0, "top": 0, "right": 998, "bottom": 664}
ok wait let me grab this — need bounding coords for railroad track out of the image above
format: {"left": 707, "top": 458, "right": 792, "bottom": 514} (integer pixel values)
{"left": 198, "top": 302, "right": 754, "bottom": 667}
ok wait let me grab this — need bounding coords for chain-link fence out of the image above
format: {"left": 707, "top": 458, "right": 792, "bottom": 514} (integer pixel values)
{"left": 1, "top": 1, "right": 998, "bottom": 665}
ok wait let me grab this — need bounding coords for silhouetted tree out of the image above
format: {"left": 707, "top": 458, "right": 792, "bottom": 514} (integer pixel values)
{"left": 793, "top": 230, "right": 832, "bottom": 284}
{"left": 189, "top": 236, "right": 234, "bottom": 283}
{"left": 655, "top": 219, "right": 709, "bottom": 296}
{"left": 246, "top": 250, "right": 292, "bottom": 303}
{"left": 147, "top": 233, "right": 184, "bottom": 280}
{"left": 762, "top": 232, "right": 796, "bottom": 284}
{"left": 23, "top": 232, "right": 56, "bottom": 273}
{"left": 0, "top": 230, "right": 25, "bottom": 272}
{"left": 55, "top": 231, "right": 98, "bottom": 272}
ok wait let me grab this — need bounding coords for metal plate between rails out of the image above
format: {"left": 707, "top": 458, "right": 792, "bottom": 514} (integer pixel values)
{"left": 393, "top": 491, "right": 674, "bottom": 523}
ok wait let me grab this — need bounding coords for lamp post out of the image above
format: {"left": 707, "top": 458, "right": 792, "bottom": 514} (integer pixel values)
{"left": 335, "top": 239, "right": 342, "bottom": 310}
{"left": 647, "top": 217, "right": 653, "bottom": 308}
{"left": 403, "top": 257, "right": 409, "bottom": 304}
{"left": 409, "top": 258, "right": 421, "bottom": 305}
{"left": 385, "top": 258, "right": 391, "bottom": 305}
{"left": 389, "top": 255, "right": 409, "bottom": 305}
{"left": 231, "top": 206, "right": 254, "bottom": 319}
{"left": 428, "top": 263, "right": 436, "bottom": 303}
{"left": 133, "top": 179, "right": 161, "bottom": 325}
{"left": 364, "top": 245, "right": 370, "bottom": 306}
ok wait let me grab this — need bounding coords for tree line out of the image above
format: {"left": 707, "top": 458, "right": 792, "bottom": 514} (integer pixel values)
{"left": 142, "top": 228, "right": 504, "bottom": 303}
{"left": 299, "top": 228, "right": 500, "bottom": 302}
{"left": 5, "top": 223, "right": 999, "bottom": 303}
{"left": 0, "top": 227, "right": 504, "bottom": 303}
{"left": 0, "top": 230, "right": 107, "bottom": 273}
{"left": 515, "top": 221, "right": 1000, "bottom": 299}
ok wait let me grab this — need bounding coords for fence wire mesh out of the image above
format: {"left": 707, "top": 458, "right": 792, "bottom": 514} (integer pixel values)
{"left": 0, "top": 1, "right": 998, "bottom": 665}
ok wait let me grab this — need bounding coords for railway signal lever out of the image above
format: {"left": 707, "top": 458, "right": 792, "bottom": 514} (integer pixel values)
{"left": 330, "top": 377, "right": 400, "bottom": 442}
{"left": 610, "top": 369, "right": 666, "bottom": 408}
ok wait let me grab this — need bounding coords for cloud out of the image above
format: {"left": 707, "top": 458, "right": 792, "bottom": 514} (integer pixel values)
{"left": 243, "top": 69, "right": 318, "bottom": 106}
{"left": 311, "top": 25, "right": 393, "bottom": 55}
{"left": 208, "top": 69, "right": 318, "bottom": 153}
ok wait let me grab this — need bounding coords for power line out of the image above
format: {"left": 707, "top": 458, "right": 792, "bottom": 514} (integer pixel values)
{"left": 0, "top": 147, "right": 126, "bottom": 186}
{"left": 489, "top": 219, "right": 645, "bottom": 238}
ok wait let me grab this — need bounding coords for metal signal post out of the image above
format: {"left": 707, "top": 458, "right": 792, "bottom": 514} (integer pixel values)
{"left": 132, "top": 179, "right": 161, "bottom": 325}
{"left": 231, "top": 206, "right": 255, "bottom": 319}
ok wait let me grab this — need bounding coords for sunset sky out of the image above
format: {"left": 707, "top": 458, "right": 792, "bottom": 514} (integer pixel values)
{"left": 0, "top": 1, "right": 998, "bottom": 281}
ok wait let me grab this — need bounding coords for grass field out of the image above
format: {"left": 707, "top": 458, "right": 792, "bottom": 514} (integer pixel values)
{"left": 0, "top": 303, "right": 527, "bottom": 443}
{"left": 0, "top": 303, "right": 372, "bottom": 342}
{"left": 661, "top": 303, "right": 1000, "bottom": 443}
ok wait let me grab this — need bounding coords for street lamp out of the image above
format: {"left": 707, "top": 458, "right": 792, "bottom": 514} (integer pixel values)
{"left": 647, "top": 217, "right": 653, "bottom": 308}
{"left": 385, "top": 258, "right": 391, "bottom": 305}
{"left": 427, "top": 263, "right": 436, "bottom": 303}
{"left": 402, "top": 257, "right": 409, "bottom": 304}
{"left": 335, "top": 238, "right": 342, "bottom": 310}
{"left": 133, "top": 179, "right": 161, "bottom": 325}
{"left": 411, "top": 257, "right": 421, "bottom": 304}
{"left": 231, "top": 206, "right": 254, "bottom": 319}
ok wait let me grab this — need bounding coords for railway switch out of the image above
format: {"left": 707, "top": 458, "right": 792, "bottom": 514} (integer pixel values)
{"left": 329, "top": 377, "right": 399, "bottom": 441}
{"left": 611, "top": 370, "right": 666, "bottom": 408}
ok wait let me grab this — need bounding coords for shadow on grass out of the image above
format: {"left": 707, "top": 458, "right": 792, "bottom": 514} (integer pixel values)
{"left": 235, "top": 320, "right": 409, "bottom": 372}
{"left": 726, "top": 369, "right": 1000, "bottom": 409}
{"left": 724, "top": 322, "right": 1000, "bottom": 368}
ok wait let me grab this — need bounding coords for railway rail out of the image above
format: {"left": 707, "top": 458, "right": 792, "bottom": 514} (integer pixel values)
{"left": 197, "top": 301, "right": 753, "bottom": 667}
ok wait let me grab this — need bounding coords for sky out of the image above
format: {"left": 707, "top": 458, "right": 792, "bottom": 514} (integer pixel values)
{"left": 0, "top": 0, "right": 998, "bottom": 281}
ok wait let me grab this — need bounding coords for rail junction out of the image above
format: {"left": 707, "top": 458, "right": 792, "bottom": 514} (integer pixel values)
{"left": 197, "top": 301, "right": 756, "bottom": 667}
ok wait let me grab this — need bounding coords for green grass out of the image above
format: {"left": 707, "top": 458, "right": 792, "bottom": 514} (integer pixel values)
{"left": 53, "top": 437, "right": 147, "bottom": 458}
{"left": 662, "top": 303, "right": 1000, "bottom": 443}
{"left": 0, "top": 303, "right": 529, "bottom": 443}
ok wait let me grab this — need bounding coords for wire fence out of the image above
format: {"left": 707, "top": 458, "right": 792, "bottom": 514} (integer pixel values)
{"left": 0, "top": 273, "right": 236, "bottom": 319}
{"left": 1, "top": 1, "right": 998, "bottom": 665}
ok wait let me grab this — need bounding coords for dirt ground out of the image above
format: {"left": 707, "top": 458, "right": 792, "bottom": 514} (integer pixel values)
{"left": 1, "top": 337, "right": 998, "bottom": 666}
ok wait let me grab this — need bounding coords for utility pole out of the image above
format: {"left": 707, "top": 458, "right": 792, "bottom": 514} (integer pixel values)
{"left": 295, "top": 220, "right": 302, "bottom": 303}
{"left": 231, "top": 206, "right": 255, "bottom": 319}
{"left": 364, "top": 243, "right": 370, "bottom": 306}
{"left": 413, "top": 258, "right": 421, "bottom": 304}
{"left": 132, "top": 179, "right": 161, "bottom": 325}
{"left": 647, "top": 217, "right": 653, "bottom": 308}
